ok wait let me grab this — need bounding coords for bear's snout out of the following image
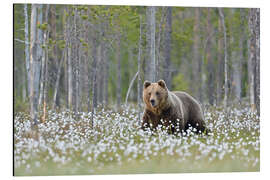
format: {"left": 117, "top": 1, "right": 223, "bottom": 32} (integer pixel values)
{"left": 150, "top": 99, "right": 156, "bottom": 107}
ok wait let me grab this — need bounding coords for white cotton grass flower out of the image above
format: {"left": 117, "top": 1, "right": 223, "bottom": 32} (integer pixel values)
{"left": 14, "top": 104, "right": 259, "bottom": 174}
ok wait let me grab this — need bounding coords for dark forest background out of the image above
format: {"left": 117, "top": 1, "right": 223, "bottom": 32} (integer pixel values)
{"left": 13, "top": 5, "right": 260, "bottom": 125}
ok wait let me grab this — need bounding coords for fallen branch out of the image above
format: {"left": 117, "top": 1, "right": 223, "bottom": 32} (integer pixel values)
{"left": 125, "top": 71, "right": 139, "bottom": 106}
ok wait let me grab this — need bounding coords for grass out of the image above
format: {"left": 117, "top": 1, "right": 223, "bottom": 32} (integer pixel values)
{"left": 14, "top": 103, "right": 260, "bottom": 176}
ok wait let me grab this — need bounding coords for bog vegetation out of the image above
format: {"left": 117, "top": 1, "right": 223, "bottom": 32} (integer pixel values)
{"left": 14, "top": 104, "right": 259, "bottom": 175}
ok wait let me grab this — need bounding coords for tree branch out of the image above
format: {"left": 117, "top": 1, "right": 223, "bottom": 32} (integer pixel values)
{"left": 125, "top": 71, "right": 139, "bottom": 105}
{"left": 14, "top": 38, "right": 29, "bottom": 45}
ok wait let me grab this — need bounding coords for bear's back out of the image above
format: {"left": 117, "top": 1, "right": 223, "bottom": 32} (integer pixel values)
{"left": 172, "top": 91, "right": 204, "bottom": 126}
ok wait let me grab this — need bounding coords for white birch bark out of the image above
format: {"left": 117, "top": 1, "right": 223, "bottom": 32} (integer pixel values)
{"left": 52, "top": 49, "right": 66, "bottom": 109}
{"left": 125, "top": 71, "right": 139, "bottom": 105}
{"left": 193, "top": 8, "right": 200, "bottom": 100}
{"left": 116, "top": 34, "right": 121, "bottom": 108}
{"left": 24, "top": 4, "right": 30, "bottom": 97}
{"left": 218, "top": 8, "right": 228, "bottom": 108}
{"left": 30, "top": 4, "right": 38, "bottom": 125}
{"left": 231, "top": 9, "right": 242, "bottom": 102}
{"left": 67, "top": 8, "right": 73, "bottom": 109}
{"left": 137, "top": 15, "right": 142, "bottom": 122}
{"left": 149, "top": 6, "right": 156, "bottom": 82}
{"left": 39, "top": 4, "right": 49, "bottom": 107}
{"left": 255, "top": 9, "right": 260, "bottom": 114}
{"left": 156, "top": 7, "right": 166, "bottom": 80}
{"left": 91, "top": 35, "right": 98, "bottom": 126}
{"left": 248, "top": 9, "right": 255, "bottom": 110}
{"left": 164, "top": 7, "right": 172, "bottom": 89}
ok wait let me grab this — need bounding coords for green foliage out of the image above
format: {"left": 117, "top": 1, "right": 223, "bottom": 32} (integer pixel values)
{"left": 57, "top": 39, "right": 66, "bottom": 49}
{"left": 40, "top": 23, "right": 48, "bottom": 30}
{"left": 80, "top": 15, "right": 88, "bottom": 20}
{"left": 172, "top": 73, "right": 189, "bottom": 92}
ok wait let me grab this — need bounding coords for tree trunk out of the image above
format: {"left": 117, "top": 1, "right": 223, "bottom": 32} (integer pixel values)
{"left": 163, "top": 7, "right": 172, "bottom": 89}
{"left": 103, "top": 44, "right": 109, "bottom": 106}
{"left": 232, "top": 50, "right": 242, "bottom": 103}
{"left": 218, "top": 8, "right": 228, "bottom": 108}
{"left": 156, "top": 7, "right": 166, "bottom": 80}
{"left": 248, "top": 9, "right": 256, "bottom": 110}
{"left": 206, "top": 8, "right": 215, "bottom": 105}
{"left": 229, "top": 9, "right": 241, "bottom": 103}
{"left": 36, "top": 4, "right": 43, "bottom": 109}
{"left": 73, "top": 8, "right": 80, "bottom": 113}
{"left": 116, "top": 33, "right": 122, "bottom": 109}
{"left": 52, "top": 49, "right": 66, "bottom": 109}
{"left": 196, "top": 8, "right": 203, "bottom": 103}
{"left": 86, "top": 24, "right": 91, "bottom": 112}
{"left": 97, "top": 41, "right": 103, "bottom": 105}
{"left": 91, "top": 34, "right": 98, "bottom": 126}
{"left": 255, "top": 9, "right": 260, "bottom": 114}
{"left": 145, "top": 7, "right": 151, "bottom": 81}
{"left": 87, "top": 53, "right": 91, "bottom": 112}
{"left": 21, "top": 57, "right": 27, "bottom": 102}
{"left": 216, "top": 13, "right": 224, "bottom": 105}
{"left": 39, "top": 5, "right": 49, "bottom": 107}
{"left": 248, "top": 9, "right": 260, "bottom": 112}
{"left": 193, "top": 7, "right": 200, "bottom": 100}
{"left": 149, "top": 6, "right": 156, "bottom": 82}
{"left": 24, "top": 4, "right": 30, "bottom": 98}
{"left": 137, "top": 15, "right": 142, "bottom": 122}
{"left": 29, "top": 4, "right": 39, "bottom": 125}
{"left": 67, "top": 7, "right": 73, "bottom": 110}
{"left": 42, "top": 31, "right": 49, "bottom": 123}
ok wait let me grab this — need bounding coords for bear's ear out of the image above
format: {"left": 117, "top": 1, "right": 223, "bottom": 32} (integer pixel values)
{"left": 144, "top": 81, "right": 151, "bottom": 89}
{"left": 157, "top": 79, "right": 167, "bottom": 89}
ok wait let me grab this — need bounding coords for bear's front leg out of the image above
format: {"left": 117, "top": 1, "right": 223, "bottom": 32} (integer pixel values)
{"left": 141, "top": 110, "right": 151, "bottom": 130}
{"left": 163, "top": 114, "right": 184, "bottom": 135}
{"left": 141, "top": 110, "right": 159, "bottom": 131}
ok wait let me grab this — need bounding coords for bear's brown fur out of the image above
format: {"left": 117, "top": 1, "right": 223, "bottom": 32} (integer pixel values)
{"left": 141, "top": 79, "right": 209, "bottom": 134}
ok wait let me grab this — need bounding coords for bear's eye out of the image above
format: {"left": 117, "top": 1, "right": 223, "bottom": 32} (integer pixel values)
{"left": 148, "top": 92, "right": 151, "bottom": 96}
{"left": 156, "top": 92, "right": 159, "bottom": 96}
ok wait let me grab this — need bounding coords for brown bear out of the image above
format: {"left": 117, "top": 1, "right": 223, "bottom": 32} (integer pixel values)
{"left": 141, "top": 79, "right": 209, "bottom": 135}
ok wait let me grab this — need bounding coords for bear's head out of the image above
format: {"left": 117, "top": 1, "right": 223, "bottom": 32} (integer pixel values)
{"left": 143, "top": 79, "right": 169, "bottom": 113}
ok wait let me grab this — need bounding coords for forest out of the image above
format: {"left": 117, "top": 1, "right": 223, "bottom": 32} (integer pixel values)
{"left": 14, "top": 4, "right": 260, "bottom": 175}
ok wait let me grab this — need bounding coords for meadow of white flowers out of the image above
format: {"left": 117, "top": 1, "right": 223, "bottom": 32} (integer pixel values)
{"left": 14, "top": 104, "right": 260, "bottom": 175}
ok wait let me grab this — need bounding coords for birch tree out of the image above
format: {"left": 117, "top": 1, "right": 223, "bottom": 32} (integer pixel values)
{"left": 116, "top": 33, "right": 122, "bottom": 108}
{"left": 206, "top": 8, "right": 215, "bottom": 105}
{"left": 148, "top": 6, "right": 156, "bottom": 82}
{"left": 248, "top": 8, "right": 260, "bottom": 112}
{"left": 248, "top": 9, "right": 256, "bottom": 110}
{"left": 231, "top": 9, "right": 242, "bottom": 102}
{"left": 103, "top": 43, "right": 109, "bottom": 106}
{"left": 52, "top": 48, "right": 66, "bottom": 109}
{"left": 67, "top": 7, "right": 73, "bottom": 109}
{"left": 216, "top": 12, "right": 224, "bottom": 105}
{"left": 29, "top": 4, "right": 41, "bottom": 125}
{"left": 156, "top": 7, "right": 166, "bottom": 80}
{"left": 137, "top": 15, "right": 142, "bottom": 121}
{"left": 75, "top": 9, "right": 80, "bottom": 112}
{"left": 193, "top": 7, "right": 200, "bottom": 100}
{"left": 218, "top": 8, "right": 228, "bottom": 108}
{"left": 24, "top": 4, "right": 30, "bottom": 97}
{"left": 163, "top": 7, "right": 172, "bottom": 89}
{"left": 91, "top": 34, "right": 98, "bottom": 126}
{"left": 255, "top": 9, "right": 260, "bottom": 114}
